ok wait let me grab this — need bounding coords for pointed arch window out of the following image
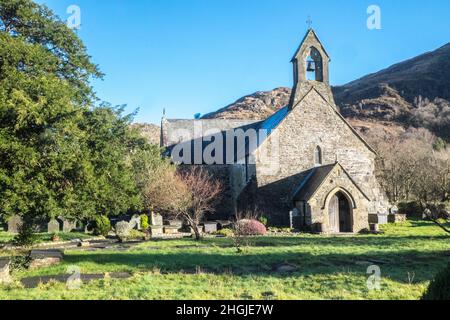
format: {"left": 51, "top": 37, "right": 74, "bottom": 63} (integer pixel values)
{"left": 314, "top": 146, "right": 323, "bottom": 166}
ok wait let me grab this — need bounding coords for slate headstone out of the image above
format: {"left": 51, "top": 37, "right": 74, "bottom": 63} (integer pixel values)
{"left": 47, "top": 219, "right": 60, "bottom": 233}
{"left": 7, "top": 215, "right": 22, "bottom": 234}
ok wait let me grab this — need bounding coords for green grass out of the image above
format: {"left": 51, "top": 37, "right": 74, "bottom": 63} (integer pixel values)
{"left": 1, "top": 220, "right": 449, "bottom": 300}
{"left": 0, "top": 231, "right": 94, "bottom": 246}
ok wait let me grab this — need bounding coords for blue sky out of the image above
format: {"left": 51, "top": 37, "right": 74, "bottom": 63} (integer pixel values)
{"left": 37, "top": 0, "right": 450, "bottom": 124}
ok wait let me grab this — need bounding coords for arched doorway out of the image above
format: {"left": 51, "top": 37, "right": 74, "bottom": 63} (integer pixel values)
{"left": 328, "top": 191, "right": 353, "bottom": 233}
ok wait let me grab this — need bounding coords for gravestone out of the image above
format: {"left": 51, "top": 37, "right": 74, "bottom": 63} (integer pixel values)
{"left": 150, "top": 212, "right": 163, "bottom": 226}
{"left": 164, "top": 226, "right": 179, "bottom": 235}
{"left": 390, "top": 205, "right": 399, "bottom": 215}
{"left": 29, "top": 249, "right": 64, "bottom": 270}
{"left": 150, "top": 225, "right": 164, "bottom": 236}
{"left": 129, "top": 215, "right": 141, "bottom": 230}
{"left": 7, "top": 215, "right": 22, "bottom": 234}
{"left": 62, "top": 219, "right": 76, "bottom": 233}
{"left": 47, "top": 219, "right": 60, "bottom": 233}
{"left": 0, "top": 258, "right": 12, "bottom": 285}
{"left": 58, "top": 217, "right": 76, "bottom": 233}
{"left": 166, "top": 220, "right": 183, "bottom": 228}
{"left": 203, "top": 222, "right": 218, "bottom": 234}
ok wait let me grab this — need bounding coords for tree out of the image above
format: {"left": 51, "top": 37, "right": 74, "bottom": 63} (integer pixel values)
{"left": 178, "top": 167, "right": 223, "bottom": 240}
{"left": 0, "top": 1, "right": 143, "bottom": 233}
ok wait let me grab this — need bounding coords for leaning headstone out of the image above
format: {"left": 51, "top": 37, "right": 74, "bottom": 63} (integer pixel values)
{"left": 129, "top": 215, "right": 141, "bottom": 230}
{"left": 47, "top": 219, "right": 60, "bottom": 233}
{"left": 7, "top": 215, "right": 22, "bottom": 234}
{"left": 150, "top": 212, "right": 163, "bottom": 226}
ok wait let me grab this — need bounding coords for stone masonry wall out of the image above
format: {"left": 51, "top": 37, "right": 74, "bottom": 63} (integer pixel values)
{"left": 255, "top": 88, "right": 389, "bottom": 225}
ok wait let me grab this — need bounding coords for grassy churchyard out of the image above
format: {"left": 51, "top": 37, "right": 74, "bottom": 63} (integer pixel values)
{"left": 0, "top": 219, "right": 449, "bottom": 300}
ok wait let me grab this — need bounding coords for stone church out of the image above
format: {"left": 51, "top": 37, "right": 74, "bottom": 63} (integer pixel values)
{"left": 161, "top": 29, "right": 390, "bottom": 233}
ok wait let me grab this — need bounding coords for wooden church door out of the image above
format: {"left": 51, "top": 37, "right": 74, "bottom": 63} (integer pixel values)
{"left": 328, "top": 194, "right": 339, "bottom": 233}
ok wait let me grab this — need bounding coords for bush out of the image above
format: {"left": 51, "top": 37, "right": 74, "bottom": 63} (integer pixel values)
{"left": 115, "top": 221, "right": 131, "bottom": 242}
{"left": 236, "top": 219, "right": 267, "bottom": 236}
{"left": 140, "top": 214, "right": 149, "bottom": 230}
{"left": 214, "top": 228, "right": 233, "bottom": 237}
{"left": 422, "top": 263, "right": 450, "bottom": 300}
{"left": 398, "top": 201, "right": 423, "bottom": 218}
{"left": 13, "top": 223, "right": 37, "bottom": 248}
{"left": 128, "top": 229, "right": 146, "bottom": 240}
{"left": 258, "top": 216, "right": 268, "bottom": 226}
{"left": 10, "top": 253, "right": 32, "bottom": 272}
{"left": 92, "top": 216, "right": 111, "bottom": 237}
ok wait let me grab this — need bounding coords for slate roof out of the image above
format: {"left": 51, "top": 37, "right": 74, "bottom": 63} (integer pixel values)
{"left": 292, "top": 164, "right": 336, "bottom": 201}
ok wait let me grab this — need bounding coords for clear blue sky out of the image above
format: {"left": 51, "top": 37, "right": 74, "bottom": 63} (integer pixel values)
{"left": 37, "top": 0, "right": 450, "bottom": 124}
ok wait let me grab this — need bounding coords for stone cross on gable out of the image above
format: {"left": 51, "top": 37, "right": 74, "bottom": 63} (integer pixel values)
{"left": 306, "top": 15, "right": 312, "bottom": 29}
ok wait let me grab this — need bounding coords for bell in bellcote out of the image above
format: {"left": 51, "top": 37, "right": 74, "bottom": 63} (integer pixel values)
{"left": 306, "top": 60, "right": 316, "bottom": 72}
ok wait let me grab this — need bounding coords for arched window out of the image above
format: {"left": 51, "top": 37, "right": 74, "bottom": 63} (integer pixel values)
{"left": 314, "top": 146, "right": 322, "bottom": 166}
{"left": 305, "top": 47, "right": 323, "bottom": 82}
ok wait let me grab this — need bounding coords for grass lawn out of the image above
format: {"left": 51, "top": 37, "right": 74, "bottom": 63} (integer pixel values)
{"left": 0, "top": 231, "right": 93, "bottom": 247}
{"left": 0, "top": 219, "right": 449, "bottom": 300}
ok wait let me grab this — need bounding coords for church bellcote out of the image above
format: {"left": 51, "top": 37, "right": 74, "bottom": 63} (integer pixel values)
{"left": 289, "top": 28, "right": 335, "bottom": 108}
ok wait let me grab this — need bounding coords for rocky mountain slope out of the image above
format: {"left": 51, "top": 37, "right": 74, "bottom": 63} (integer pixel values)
{"left": 201, "top": 87, "right": 291, "bottom": 120}
{"left": 132, "top": 123, "right": 160, "bottom": 145}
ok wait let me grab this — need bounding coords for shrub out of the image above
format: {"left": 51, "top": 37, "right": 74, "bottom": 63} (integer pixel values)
{"left": 128, "top": 229, "right": 146, "bottom": 240}
{"left": 115, "top": 221, "right": 131, "bottom": 242}
{"left": 92, "top": 216, "right": 111, "bottom": 237}
{"left": 398, "top": 201, "right": 423, "bottom": 218}
{"left": 10, "top": 253, "right": 32, "bottom": 272}
{"left": 258, "top": 216, "right": 268, "bottom": 226}
{"left": 140, "top": 214, "right": 149, "bottom": 230}
{"left": 13, "top": 223, "right": 37, "bottom": 248}
{"left": 236, "top": 219, "right": 267, "bottom": 236}
{"left": 214, "top": 228, "right": 233, "bottom": 237}
{"left": 422, "top": 263, "right": 450, "bottom": 300}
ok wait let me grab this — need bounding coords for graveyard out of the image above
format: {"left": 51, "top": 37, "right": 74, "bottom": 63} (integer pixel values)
{"left": 0, "top": 218, "right": 449, "bottom": 300}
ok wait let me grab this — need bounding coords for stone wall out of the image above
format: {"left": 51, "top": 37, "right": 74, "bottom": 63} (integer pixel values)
{"left": 306, "top": 165, "right": 370, "bottom": 233}
{"left": 255, "top": 88, "right": 389, "bottom": 225}
{"left": 184, "top": 165, "right": 236, "bottom": 220}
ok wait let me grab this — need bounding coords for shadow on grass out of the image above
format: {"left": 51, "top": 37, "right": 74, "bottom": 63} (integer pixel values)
{"left": 63, "top": 247, "right": 450, "bottom": 284}
{"left": 182, "top": 233, "right": 449, "bottom": 249}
